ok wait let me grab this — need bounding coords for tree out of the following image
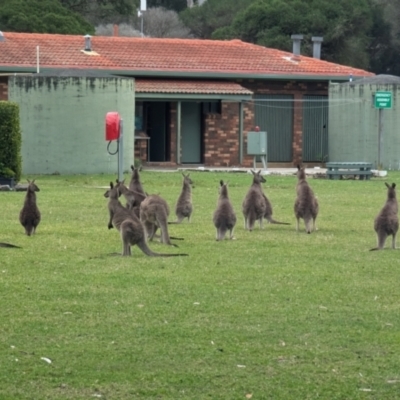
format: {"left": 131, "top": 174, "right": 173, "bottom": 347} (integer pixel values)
{"left": 180, "top": 0, "right": 254, "bottom": 38}
{"left": 148, "top": 0, "right": 187, "bottom": 13}
{"left": 0, "top": 0, "right": 94, "bottom": 34}
{"left": 97, "top": 7, "right": 191, "bottom": 38}
{"left": 60, "top": 0, "right": 137, "bottom": 25}
{"left": 211, "top": 0, "right": 388, "bottom": 71}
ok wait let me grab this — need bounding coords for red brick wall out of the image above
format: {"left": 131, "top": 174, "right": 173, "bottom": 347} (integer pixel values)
{"left": 0, "top": 77, "right": 8, "bottom": 100}
{"left": 239, "top": 79, "right": 328, "bottom": 165}
{"left": 134, "top": 79, "right": 328, "bottom": 167}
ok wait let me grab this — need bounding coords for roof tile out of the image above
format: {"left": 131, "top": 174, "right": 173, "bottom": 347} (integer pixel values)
{"left": 0, "top": 32, "right": 374, "bottom": 78}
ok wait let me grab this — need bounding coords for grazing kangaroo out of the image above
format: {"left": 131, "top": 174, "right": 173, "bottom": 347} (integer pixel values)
{"left": 129, "top": 165, "right": 146, "bottom": 208}
{"left": 171, "top": 173, "right": 193, "bottom": 223}
{"left": 106, "top": 182, "right": 187, "bottom": 257}
{"left": 213, "top": 180, "right": 237, "bottom": 240}
{"left": 294, "top": 165, "right": 319, "bottom": 234}
{"left": 140, "top": 194, "right": 180, "bottom": 246}
{"left": 242, "top": 170, "right": 267, "bottom": 231}
{"left": 262, "top": 193, "right": 290, "bottom": 226}
{"left": 370, "top": 182, "right": 398, "bottom": 251}
{"left": 19, "top": 180, "right": 41, "bottom": 236}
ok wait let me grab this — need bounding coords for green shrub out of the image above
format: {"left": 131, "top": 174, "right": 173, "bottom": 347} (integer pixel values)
{"left": 0, "top": 101, "right": 22, "bottom": 181}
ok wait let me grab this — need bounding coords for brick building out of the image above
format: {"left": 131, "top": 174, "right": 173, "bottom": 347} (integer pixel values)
{"left": 0, "top": 31, "right": 373, "bottom": 172}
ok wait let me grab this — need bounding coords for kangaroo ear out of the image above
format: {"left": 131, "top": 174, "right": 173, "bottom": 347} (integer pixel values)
{"left": 297, "top": 164, "right": 301, "bottom": 170}
{"left": 131, "top": 165, "right": 134, "bottom": 171}
{"left": 110, "top": 182, "right": 114, "bottom": 188}
{"left": 220, "top": 180, "right": 224, "bottom": 186}
{"left": 385, "top": 182, "right": 390, "bottom": 189}
{"left": 392, "top": 183, "right": 396, "bottom": 189}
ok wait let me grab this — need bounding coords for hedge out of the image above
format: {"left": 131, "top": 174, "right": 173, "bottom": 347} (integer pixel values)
{"left": 0, "top": 101, "right": 22, "bottom": 182}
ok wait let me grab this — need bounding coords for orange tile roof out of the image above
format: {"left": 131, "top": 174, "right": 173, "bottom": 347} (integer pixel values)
{"left": 0, "top": 32, "right": 374, "bottom": 79}
{"left": 136, "top": 79, "right": 253, "bottom": 95}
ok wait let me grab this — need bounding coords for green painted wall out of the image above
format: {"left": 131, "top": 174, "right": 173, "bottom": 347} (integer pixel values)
{"left": 329, "top": 82, "right": 400, "bottom": 169}
{"left": 8, "top": 76, "right": 135, "bottom": 175}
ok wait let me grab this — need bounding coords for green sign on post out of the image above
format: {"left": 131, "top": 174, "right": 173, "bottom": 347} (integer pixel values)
{"left": 375, "top": 91, "right": 392, "bottom": 109}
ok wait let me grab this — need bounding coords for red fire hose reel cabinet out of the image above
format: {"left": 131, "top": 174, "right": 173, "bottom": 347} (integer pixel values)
{"left": 105, "top": 112, "right": 121, "bottom": 141}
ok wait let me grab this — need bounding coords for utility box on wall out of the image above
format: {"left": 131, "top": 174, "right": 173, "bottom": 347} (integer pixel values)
{"left": 247, "top": 131, "right": 268, "bottom": 170}
{"left": 247, "top": 131, "right": 267, "bottom": 155}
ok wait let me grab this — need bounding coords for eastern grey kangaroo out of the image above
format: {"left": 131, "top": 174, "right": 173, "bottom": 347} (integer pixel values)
{"left": 294, "top": 165, "right": 319, "bottom": 233}
{"left": 242, "top": 170, "right": 267, "bottom": 231}
{"left": 213, "top": 180, "right": 237, "bottom": 240}
{"left": 106, "top": 182, "right": 187, "bottom": 257}
{"left": 19, "top": 180, "right": 41, "bottom": 236}
{"left": 370, "top": 182, "right": 398, "bottom": 251}
{"left": 140, "top": 193, "right": 179, "bottom": 246}
{"left": 171, "top": 173, "right": 193, "bottom": 223}
{"left": 128, "top": 165, "right": 146, "bottom": 208}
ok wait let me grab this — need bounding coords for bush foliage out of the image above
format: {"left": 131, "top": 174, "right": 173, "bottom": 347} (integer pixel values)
{"left": 0, "top": 101, "right": 22, "bottom": 181}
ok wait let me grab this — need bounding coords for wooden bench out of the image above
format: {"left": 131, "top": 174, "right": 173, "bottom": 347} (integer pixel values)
{"left": 326, "top": 162, "right": 373, "bottom": 180}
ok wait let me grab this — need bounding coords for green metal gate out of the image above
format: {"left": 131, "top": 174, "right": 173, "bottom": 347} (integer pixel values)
{"left": 302, "top": 95, "right": 328, "bottom": 162}
{"left": 254, "top": 94, "right": 293, "bottom": 162}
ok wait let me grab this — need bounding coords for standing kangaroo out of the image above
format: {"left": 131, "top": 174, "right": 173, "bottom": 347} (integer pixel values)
{"left": 171, "top": 173, "right": 193, "bottom": 223}
{"left": 213, "top": 180, "right": 237, "bottom": 240}
{"left": 370, "top": 182, "right": 398, "bottom": 251}
{"left": 19, "top": 180, "right": 41, "bottom": 236}
{"left": 242, "top": 170, "right": 267, "bottom": 231}
{"left": 106, "top": 182, "right": 187, "bottom": 257}
{"left": 128, "top": 165, "right": 146, "bottom": 208}
{"left": 294, "top": 165, "right": 319, "bottom": 234}
{"left": 140, "top": 194, "right": 179, "bottom": 246}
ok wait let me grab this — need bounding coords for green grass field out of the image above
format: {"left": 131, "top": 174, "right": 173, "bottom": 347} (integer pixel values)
{"left": 1, "top": 170, "right": 399, "bottom": 399}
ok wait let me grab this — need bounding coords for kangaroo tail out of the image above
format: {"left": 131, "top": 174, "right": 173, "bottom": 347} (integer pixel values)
{"left": 268, "top": 218, "right": 290, "bottom": 225}
{"left": 0, "top": 242, "right": 21, "bottom": 248}
{"left": 137, "top": 241, "right": 188, "bottom": 257}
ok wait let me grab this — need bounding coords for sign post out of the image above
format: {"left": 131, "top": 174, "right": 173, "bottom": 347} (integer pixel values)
{"left": 374, "top": 92, "right": 392, "bottom": 169}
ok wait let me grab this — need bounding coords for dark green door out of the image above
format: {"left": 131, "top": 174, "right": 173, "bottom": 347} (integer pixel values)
{"left": 148, "top": 102, "right": 167, "bottom": 162}
{"left": 181, "top": 102, "right": 202, "bottom": 163}
{"left": 302, "top": 95, "right": 328, "bottom": 162}
{"left": 254, "top": 94, "right": 293, "bottom": 162}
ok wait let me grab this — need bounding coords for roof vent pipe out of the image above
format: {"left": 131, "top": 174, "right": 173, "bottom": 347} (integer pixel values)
{"left": 84, "top": 34, "right": 92, "bottom": 51}
{"left": 291, "top": 34, "right": 303, "bottom": 56}
{"left": 311, "top": 36, "right": 323, "bottom": 59}
{"left": 0, "top": 31, "right": 4, "bottom": 42}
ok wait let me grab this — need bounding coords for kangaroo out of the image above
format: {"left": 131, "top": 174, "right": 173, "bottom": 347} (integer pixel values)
{"left": 115, "top": 179, "right": 136, "bottom": 210}
{"left": 170, "top": 173, "right": 193, "bottom": 223}
{"left": 370, "top": 182, "right": 398, "bottom": 251}
{"left": 294, "top": 165, "right": 319, "bottom": 234}
{"left": 213, "top": 180, "right": 237, "bottom": 240}
{"left": 19, "top": 180, "right": 41, "bottom": 236}
{"left": 0, "top": 242, "right": 21, "bottom": 248}
{"left": 106, "top": 182, "right": 188, "bottom": 257}
{"left": 129, "top": 165, "right": 146, "bottom": 208}
{"left": 242, "top": 170, "right": 267, "bottom": 231}
{"left": 262, "top": 193, "right": 290, "bottom": 226}
{"left": 140, "top": 194, "right": 180, "bottom": 246}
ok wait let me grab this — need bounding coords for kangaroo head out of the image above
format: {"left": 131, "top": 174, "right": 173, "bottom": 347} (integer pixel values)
{"left": 385, "top": 182, "right": 397, "bottom": 199}
{"left": 27, "top": 179, "right": 40, "bottom": 192}
{"left": 182, "top": 173, "right": 193, "bottom": 186}
{"left": 297, "top": 165, "right": 306, "bottom": 181}
{"left": 251, "top": 170, "right": 266, "bottom": 184}
{"left": 219, "top": 180, "right": 229, "bottom": 196}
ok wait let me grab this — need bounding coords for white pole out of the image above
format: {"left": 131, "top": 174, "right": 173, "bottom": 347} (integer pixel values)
{"left": 36, "top": 46, "right": 40, "bottom": 73}
{"left": 118, "top": 119, "right": 124, "bottom": 182}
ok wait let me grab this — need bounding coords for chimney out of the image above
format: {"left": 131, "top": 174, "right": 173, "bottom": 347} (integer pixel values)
{"left": 291, "top": 34, "right": 303, "bottom": 56}
{"left": 84, "top": 34, "right": 92, "bottom": 51}
{"left": 311, "top": 36, "right": 323, "bottom": 59}
{"left": 0, "top": 31, "right": 4, "bottom": 42}
{"left": 113, "top": 24, "right": 119, "bottom": 37}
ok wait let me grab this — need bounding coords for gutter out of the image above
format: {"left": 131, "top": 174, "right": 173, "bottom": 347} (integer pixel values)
{"left": 0, "top": 66, "right": 371, "bottom": 82}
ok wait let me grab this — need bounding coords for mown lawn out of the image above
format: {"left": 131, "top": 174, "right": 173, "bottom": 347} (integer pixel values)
{"left": 1, "top": 170, "right": 399, "bottom": 399}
